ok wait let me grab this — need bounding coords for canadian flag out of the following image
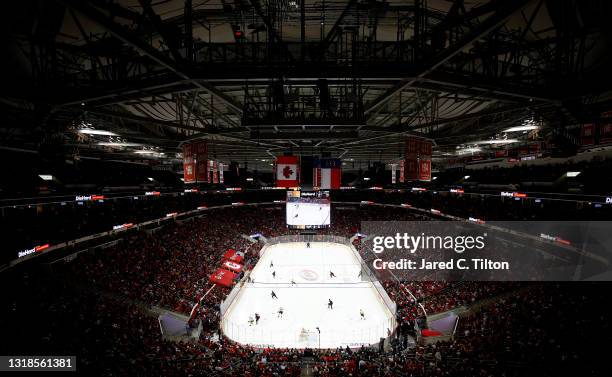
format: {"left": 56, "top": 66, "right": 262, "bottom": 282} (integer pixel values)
{"left": 276, "top": 156, "right": 299, "bottom": 187}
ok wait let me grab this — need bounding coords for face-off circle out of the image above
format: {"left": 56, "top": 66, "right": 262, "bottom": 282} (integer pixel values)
{"left": 299, "top": 269, "right": 319, "bottom": 281}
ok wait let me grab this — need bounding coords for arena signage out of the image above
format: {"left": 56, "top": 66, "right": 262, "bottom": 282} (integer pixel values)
{"left": 75, "top": 194, "right": 104, "bottom": 201}
{"left": 540, "top": 233, "right": 571, "bottom": 245}
{"left": 184, "top": 189, "right": 198, "bottom": 193}
{"left": 500, "top": 191, "right": 527, "bottom": 198}
{"left": 411, "top": 187, "right": 427, "bottom": 192}
{"left": 468, "top": 217, "right": 485, "bottom": 224}
{"left": 17, "top": 243, "right": 50, "bottom": 258}
{"left": 145, "top": 191, "right": 161, "bottom": 196}
{"left": 450, "top": 188, "right": 464, "bottom": 194}
{"left": 112, "top": 223, "right": 134, "bottom": 231}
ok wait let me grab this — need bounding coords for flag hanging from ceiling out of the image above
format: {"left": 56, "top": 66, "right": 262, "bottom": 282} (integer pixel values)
{"left": 313, "top": 158, "right": 341, "bottom": 189}
{"left": 276, "top": 156, "right": 299, "bottom": 187}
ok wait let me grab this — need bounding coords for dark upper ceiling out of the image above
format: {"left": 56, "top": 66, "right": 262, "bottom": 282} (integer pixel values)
{"left": 2, "top": 0, "right": 612, "bottom": 170}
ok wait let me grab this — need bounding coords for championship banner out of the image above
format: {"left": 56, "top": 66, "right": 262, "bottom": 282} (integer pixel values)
{"left": 405, "top": 137, "right": 419, "bottom": 157}
{"left": 399, "top": 160, "right": 405, "bottom": 183}
{"left": 418, "top": 160, "right": 431, "bottom": 181}
{"left": 182, "top": 141, "right": 208, "bottom": 183}
{"left": 313, "top": 158, "right": 341, "bottom": 189}
{"left": 404, "top": 137, "right": 432, "bottom": 182}
{"left": 212, "top": 161, "right": 219, "bottom": 184}
{"left": 222, "top": 260, "right": 243, "bottom": 273}
{"left": 418, "top": 139, "right": 432, "bottom": 156}
{"left": 405, "top": 159, "right": 419, "bottom": 180}
{"left": 223, "top": 249, "right": 244, "bottom": 263}
{"left": 581, "top": 124, "right": 595, "bottom": 146}
{"left": 181, "top": 143, "right": 195, "bottom": 183}
{"left": 194, "top": 141, "right": 208, "bottom": 182}
{"left": 390, "top": 163, "right": 397, "bottom": 184}
{"left": 276, "top": 156, "right": 299, "bottom": 187}
{"left": 600, "top": 123, "right": 612, "bottom": 144}
{"left": 209, "top": 268, "right": 236, "bottom": 287}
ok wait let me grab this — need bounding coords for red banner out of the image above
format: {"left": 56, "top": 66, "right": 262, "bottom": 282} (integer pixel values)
{"left": 422, "top": 329, "right": 443, "bottom": 337}
{"left": 209, "top": 268, "right": 236, "bottom": 287}
{"left": 601, "top": 122, "right": 612, "bottom": 144}
{"left": 223, "top": 249, "right": 244, "bottom": 263}
{"left": 405, "top": 137, "right": 419, "bottom": 157}
{"left": 581, "top": 124, "right": 595, "bottom": 146}
{"left": 223, "top": 260, "right": 243, "bottom": 273}
{"left": 418, "top": 139, "right": 432, "bottom": 157}
{"left": 405, "top": 159, "right": 419, "bottom": 180}
{"left": 182, "top": 140, "right": 208, "bottom": 183}
{"left": 182, "top": 144, "right": 195, "bottom": 183}
{"left": 418, "top": 160, "right": 431, "bottom": 181}
{"left": 399, "top": 160, "right": 405, "bottom": 183}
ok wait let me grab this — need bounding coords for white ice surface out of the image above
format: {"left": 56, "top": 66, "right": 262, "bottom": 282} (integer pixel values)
{"left": 222, "top": 242, "right": 395, "bottom": 348}
{"left": 286, "top": 203, "right": 330, "bottom": 227}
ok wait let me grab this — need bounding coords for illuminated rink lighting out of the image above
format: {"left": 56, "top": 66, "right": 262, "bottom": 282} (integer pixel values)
{"left": 221, "top": 242, "right": 396, "bottom": 349}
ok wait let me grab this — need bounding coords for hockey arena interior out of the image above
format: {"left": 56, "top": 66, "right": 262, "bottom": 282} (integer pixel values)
{"left": 2, "top": 0, "right": 612, "bottom": 376}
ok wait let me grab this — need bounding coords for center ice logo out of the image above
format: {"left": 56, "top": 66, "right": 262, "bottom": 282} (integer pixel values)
{"left": 283, "top": 166, "right": 294, "bottom": 178}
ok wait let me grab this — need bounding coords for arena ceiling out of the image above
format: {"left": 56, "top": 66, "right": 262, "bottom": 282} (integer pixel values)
{"left": 2, "top": 0, "right": 612, "bottom": 169}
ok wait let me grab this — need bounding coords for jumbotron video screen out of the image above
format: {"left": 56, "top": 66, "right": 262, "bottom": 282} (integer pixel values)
{"left": 286, "top": 190, "right": 331, "bottom": 229}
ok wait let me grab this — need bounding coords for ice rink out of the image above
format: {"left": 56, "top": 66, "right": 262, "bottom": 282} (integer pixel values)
{"left": 221, "top": 242, "right": 395, "bottom": 348}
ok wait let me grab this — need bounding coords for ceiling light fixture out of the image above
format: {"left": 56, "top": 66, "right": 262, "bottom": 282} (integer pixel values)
{"left": 98, "top": 142, "right": 142, "bottom": 147}
{"left": 503, "top": 125, "right": 539, "bottom": 132}
{"left": 79, "top": 129, "right": 118, "bottom": 136}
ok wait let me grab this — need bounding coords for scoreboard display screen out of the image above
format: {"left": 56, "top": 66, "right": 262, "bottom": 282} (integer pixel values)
{"left": 286, "top": 190, "right": 331, "bottom": 229}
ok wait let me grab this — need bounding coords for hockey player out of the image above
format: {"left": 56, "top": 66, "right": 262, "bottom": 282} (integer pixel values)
{"left": 291, "top": 279, "right": 296, "bottom": 286}
{"left": 278, "top": 307, "right": 284, "bottom": 318}
{"left": 248, "top": 315, "right": 254, "bottom": 326}
{"left": 272, "top": 271, "right": 276, "bottom": 279}
{"left": 328, "top": 299, "right": 333, "bottom": 309}
{"left": 306, "top": 242, "right": 310, "bottom": 248}
{"left": 271, "top": 290, "right": 278, "bottom": 299}
{"left": 255, "top": 313, "right": 260, "bottom": 325}
{"left": 329, "top": 271, "right": 336, "bottom": 278}
{"left": 270, "top": 261, "right": 274, "bottom": 268}
{"left": 360, "top": 309, "right": 365, "bottom": 320}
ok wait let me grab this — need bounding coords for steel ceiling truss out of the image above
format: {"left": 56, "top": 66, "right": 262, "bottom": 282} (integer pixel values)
{"left": 5, "top": 0, "right": 610, "bottom": 165}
